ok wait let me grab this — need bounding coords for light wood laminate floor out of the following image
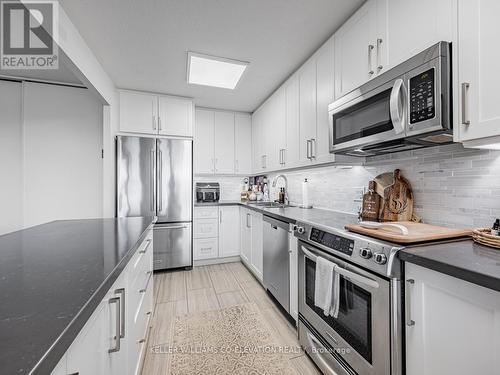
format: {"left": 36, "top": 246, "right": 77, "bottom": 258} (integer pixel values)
{"left": 141, "top": 262, "right": 321, "bottom": 375}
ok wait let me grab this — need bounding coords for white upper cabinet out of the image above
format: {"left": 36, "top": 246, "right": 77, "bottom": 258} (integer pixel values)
{"left": 119, "top": 90, "right": 193, "bottom": 137}
{"left": 158, "top": 96, "right": 193, "bottom": 137}
{"left": 457, "top": 0, "right": 500, "bottom": 144}
{"left": 194, "top": 109, "right": 215, "bottom": 174}
{"left": 299, "top": 59, "right": 317, "bottom": 165}
{"left": 119, "top": 91, "right": 158, "bottom": 134}
{"left": 214, "top": 111, "right": 235, "bottom": 174}
{"left": 405, "top": 263, "right": 500, "bottom": 375}
{"left": 234, "top": 113, "right": 252, "bottom": 175}
{"left": 315, "top": 37, "right": 336, "bottom": 164}
{"left": 385, "top": 0, "right": 455, "bottom": 69}
{"left": 284, "top": 75, "right": 300, "bottom": 168}
{"left": 266, "top": 88, "right": 286, "bottom": 171}
{"left": 334, "top": 0, "right": 383, "bottom": 99}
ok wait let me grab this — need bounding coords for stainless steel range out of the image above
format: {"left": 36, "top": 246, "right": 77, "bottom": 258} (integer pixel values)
{"left": 293, "top": 220, "right": 404, "bottom": 375}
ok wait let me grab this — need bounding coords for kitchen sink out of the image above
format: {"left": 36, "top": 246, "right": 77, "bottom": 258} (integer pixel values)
{"left": 247, "top": 201, "right": 291, "bottom": 208}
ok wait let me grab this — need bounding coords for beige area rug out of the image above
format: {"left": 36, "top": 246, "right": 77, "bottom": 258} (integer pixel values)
{"left": 169, "top": 303, "right": 296, "bottom": 374}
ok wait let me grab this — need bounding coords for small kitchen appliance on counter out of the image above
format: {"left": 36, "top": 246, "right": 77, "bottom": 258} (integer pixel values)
{"left": 196, "top": 182, "right": 220, "bottom": 203}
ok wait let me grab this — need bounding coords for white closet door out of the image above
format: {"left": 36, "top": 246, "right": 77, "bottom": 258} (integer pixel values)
{"left": 23, "top": 83, "right": 103, "bottom": 227}
{"left": 0, "top": 80, "right": 23, "bottom": 235}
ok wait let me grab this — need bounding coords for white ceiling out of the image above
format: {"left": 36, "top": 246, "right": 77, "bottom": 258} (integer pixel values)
{"left": 59, "top": 0, "right": 364, "bottom": 112}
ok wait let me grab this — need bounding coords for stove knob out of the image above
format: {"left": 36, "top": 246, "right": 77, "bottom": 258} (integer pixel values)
{"left": 295, "top": 226, "right": 305, "bottom": 235}
{"left": 373, "top": 252, "right": 387, "bottom": 265}
{"left": 359, "top": 248, "right": 372, "bottom": 259}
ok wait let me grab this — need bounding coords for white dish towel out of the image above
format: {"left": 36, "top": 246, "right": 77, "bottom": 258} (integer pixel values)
{"left": 314, "top": 257, "right": 341, "bottom": 318}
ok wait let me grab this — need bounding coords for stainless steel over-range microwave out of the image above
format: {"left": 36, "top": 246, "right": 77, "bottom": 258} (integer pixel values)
{"left": 328, "top": 41, "right": 452, "bottom": 157}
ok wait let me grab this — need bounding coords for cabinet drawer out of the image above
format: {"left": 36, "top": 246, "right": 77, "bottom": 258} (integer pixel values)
{"left": 194, "top": 238, "right": 219, "bottom": 260}
{"left": 194, "top": 207, "right": 219, "bottom": 219}
{"left": 194, "top": 218, "right": 218, "bottom": 238}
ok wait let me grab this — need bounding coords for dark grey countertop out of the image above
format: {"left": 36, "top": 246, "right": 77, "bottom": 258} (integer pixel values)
{"left": 400, "top": 240, "right": 500, "bottom": 292}
{"left": 0, "top": 217, "right": 154, "bottom": 375}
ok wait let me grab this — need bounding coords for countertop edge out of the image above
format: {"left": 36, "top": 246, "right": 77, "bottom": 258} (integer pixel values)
{"left": 30, "top": 220, "right": 156, "bottom": 375}
{"left": 400, "top": 250, "right": 500, "bottom": 293}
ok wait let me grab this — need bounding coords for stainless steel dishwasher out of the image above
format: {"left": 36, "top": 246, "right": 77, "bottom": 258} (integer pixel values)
{"left": 263, "top": 215, "right": 290, "bottom": 313}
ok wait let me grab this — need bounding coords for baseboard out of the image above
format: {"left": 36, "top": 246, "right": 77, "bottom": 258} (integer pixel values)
{"left": 193, "top": 256, "right": 241, "bottom": 266}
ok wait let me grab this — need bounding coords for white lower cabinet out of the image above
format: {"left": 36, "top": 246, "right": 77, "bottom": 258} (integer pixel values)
{"left": 218, "top": 206, "right": 240, "bottom": 257}
{"left": 405, "top": 263, "right": 500, "bottom": 375}
{"left": 239, "top": 207, "right": 263, "bottom": 282}
{"left": 63, "top": 230, "right": 154, "bottom": 375}
{"left": 240, "top": 209, "right": 252, "bottom": 264}
{"left": 194, "top": 238, "right": 219, "bottom": 260}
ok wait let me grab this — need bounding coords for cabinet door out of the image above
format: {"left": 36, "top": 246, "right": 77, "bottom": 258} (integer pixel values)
{"left": 234, "top": 114, "right": 252, "bottom": 175}
{"left": 194, "top": 238, "right": 219, "bottom": 260}
{"left": 252, "top": 106, "right": 264, "bottom": 173}
{"left": 457, "top": 0, "right": 500, "bottom": 142}
{"left": 158, "top": 96, "right": 193, "bottom": 137}
{"left": 266, "top": 88, "right": 287, "bottom": 171}
{"left": 315, "top": 37, "right": 336, "bottom": 164}
{"left": 386, "top": 0, "right": 455, "bottom": 70}
{"left": 240, "top": 209, "right": 252, "bottom": 264}
{"left": 214, "top": 111, "right": 235, "bottom": 174}
{"left": 285, "top": 75, "right": 300, "bottom": 168}
{"left": 405, "top": 263, "right": 500, "bottom": 375}
{"left": 250, "top": 212, "right": 263, "bottom": 281}
{"left": 334, "top": 0, "right": 378, "bottom": 98}
{"left": 299, "top": 60, "right": 317, "bottom": 165}
{"left": 194, "top": 109, "right": 215, "bottom": 174}
{"left": 219, "top": 206, "right": 240, "bottom": 257}
{"left": 119, "top": 91, "right": 158, "bottom": 134}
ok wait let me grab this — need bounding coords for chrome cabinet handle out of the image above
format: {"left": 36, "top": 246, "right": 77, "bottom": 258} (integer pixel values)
{"left": 139, "top": 239, "right": 152, "bottom": 254}
{"left": 214, "top": 158, "right": 218, "bottom": 172}
{"left": 158, "top": 150, "right": 162, "bottom": 212}
{"left": 306, "top": 332, "right": 337, "bottom": 375}
{"left": 310, "top": 139, "right": 316, "bottom": 159}
{"left": 235, "top": 159, "right": 239, "bottom": 173}
{"left": 246, "top": 213, "right": 251, "bottom": 228}
{"left": 389, "top": 78, "right": 405, "bottom": 135}
{"left": 115, "top": 288, "right": 126, "bottom": 339}
{"left": 282, "top": 149, "right": 286, "bottom": 165}
{"left": 376, "top": 38, "right": 383, "bottom": 71}
{"left": 461, "top": 82, "right": 470, "bottom": 125}
{"left": 306, "top": 140, "right": 311, "bottom": 159}
{"left": 108, "top": 297, "right": 121, "bottom": 353}
{"left": 368, "top": 44, "right": 375, "bottom": 75}
{"left": 219, "top": 210, "right": 222, "bottom": 223}
{"left": 211, "top": 158, "right": 215, "bottom": 172}
{"left": 155, "top": 225, "right": 188, "bottom": 230}
{"left": 262, "top": 155, "right": 267, "bottom": 169}
{"left": 158, "top": 115, "right": 161, "bottom": 131}
{"left": 140, "top": 271, "right": 153, "bottom": 293}
{"left": 406, "top": 279, "right": 415, "bottom": 326}
{"left": 152, "top": 115, "right": 156, "bottom": 131}
{"left": 150, "top": 150, "right": 155, "bottom": 212}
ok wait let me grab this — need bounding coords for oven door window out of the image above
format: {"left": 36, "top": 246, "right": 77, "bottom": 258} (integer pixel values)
{"left": 332, "top": 88, "right": 393, "bottom": 145}
{"left": 305, "top": 257, "right": 372, "bottom": 364}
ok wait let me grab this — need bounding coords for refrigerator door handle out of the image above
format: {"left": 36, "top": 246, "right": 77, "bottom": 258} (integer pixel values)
{"left": 158, "top": 149, "right": 163, "bottom": 213}
{"left": 150, "top": 149, "right": 155, "bottom": 212}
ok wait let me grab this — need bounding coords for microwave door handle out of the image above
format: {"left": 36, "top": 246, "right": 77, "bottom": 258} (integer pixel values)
{"left": 390, "top": 78, "right": 405, "bottom": 135}
{"left": 301, "top": 245, "right": 379, "bottom": 289}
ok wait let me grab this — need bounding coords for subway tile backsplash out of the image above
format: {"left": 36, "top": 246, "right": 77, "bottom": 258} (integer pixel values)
{"left": 266, "top": 143, "right": 500, "bottom": 229}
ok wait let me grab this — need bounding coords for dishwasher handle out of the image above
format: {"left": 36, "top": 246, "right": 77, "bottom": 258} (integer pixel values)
{"left": 263, "top": 215, "right": 290, "bottom": 231}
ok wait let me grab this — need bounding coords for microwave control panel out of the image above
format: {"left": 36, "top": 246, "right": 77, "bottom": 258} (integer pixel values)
{"left": 310, "top": 228, "right": 354, "bottom": 256}
{"left": 409, "top": 68, "right": 435, "bottom": 124}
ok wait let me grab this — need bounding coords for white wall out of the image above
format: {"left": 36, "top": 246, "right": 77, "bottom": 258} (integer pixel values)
{"left": 0, "top": 80, "right": 103, "bottom": 234}
{"left": 0, "top": 81, "right": 23, "bottom": 235}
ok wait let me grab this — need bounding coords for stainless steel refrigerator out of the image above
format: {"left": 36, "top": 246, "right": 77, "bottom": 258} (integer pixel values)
{"left": 116, "top": 136, "right": 192, "bottom": 271}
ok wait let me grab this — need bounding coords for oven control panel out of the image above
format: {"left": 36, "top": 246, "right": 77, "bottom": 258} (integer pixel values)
{"left": 409, "top": 68, "right": 435, "bottom": 124}
{"left": 310, "top": 228, "right": 354, "bottom": 256}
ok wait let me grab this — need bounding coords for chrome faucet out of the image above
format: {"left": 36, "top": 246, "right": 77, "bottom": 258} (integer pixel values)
{"left": 272, "top": 174, "right": 289, "bottom": 205}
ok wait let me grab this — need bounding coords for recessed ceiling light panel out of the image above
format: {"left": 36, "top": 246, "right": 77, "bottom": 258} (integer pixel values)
{"left": 187, "top": 52, "right": 248, "bottom": 90}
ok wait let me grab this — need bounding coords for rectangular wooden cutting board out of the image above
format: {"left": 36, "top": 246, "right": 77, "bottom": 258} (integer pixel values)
{"left": 345, "top": 221, "right": 472, "bottom": 244}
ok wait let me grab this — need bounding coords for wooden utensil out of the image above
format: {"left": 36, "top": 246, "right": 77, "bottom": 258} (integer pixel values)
{"left": 345, "top": 221, "right": 471, "bottom": 244}
{"left": 379, "top": 169, "right": 413, "bottom": 222}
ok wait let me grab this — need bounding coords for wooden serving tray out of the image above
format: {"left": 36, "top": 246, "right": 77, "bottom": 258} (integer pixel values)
{"left": 345, "top": 221, "right": 472, "bottom": 244}
{"left": 472, "top": 228, "right": 500, "bottom": 249}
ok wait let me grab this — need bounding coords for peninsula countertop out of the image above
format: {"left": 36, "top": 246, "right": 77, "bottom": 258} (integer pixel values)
{"left": 0, "top": 217, "right": 154, "bottom": 375}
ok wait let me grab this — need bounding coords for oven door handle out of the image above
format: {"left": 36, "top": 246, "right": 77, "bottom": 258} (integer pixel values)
{"left": 390, "top": 78, "right": 405, "bottom": 135}
{"left": 301, "top": 246, "right": 379, "bottom": 289}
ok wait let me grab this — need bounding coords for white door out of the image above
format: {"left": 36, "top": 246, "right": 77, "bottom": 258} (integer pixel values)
{"left": 457, "top": 0, "right": 500, "bottom": 142}
{"left": 252, "top": 106, "right": 264, "bottom": 173}
{"left": 405, "top": 263, "right": 500, "bottom": 375}
{"left": 240, "top": 209, "right": 252, "bottom": 264}
{"left": 385, "top": 0, "right": 455, "bottom": 70}
{"left": 266, "top": 88, "right": 286, "bottom": 171}
{"left": 219, "top": 206, "right": 240, "bottom": 257}
{"left": 194, "top": 109, "right": 215, "bottom": 174}
{"left": 334, "top": 0, "right": 379, "bottom": 98}
{"left": 119, "top": 91, "right": 158, "bottom": 134}
{"left": 214, "top": 111, "right": 235, "bottom": 174}
{"left": 315, "top": 37, "right": 336, "bottom": 164}
{"left": 250, "top": 211, "right": 263, "bottom": 281}
{"left": 158, "top": 96, "right": 193, "bottom": 137}
{"left": 299, "top": 60, "right": 317, "bottom": 165}
{"left": 285, "top": 75, "right": 300, "bottom": 168}
{"left": 234, "top": 113, "right": 252, "bottom": 175}
{"left": 0, "top": 80, "right": 22, "bottom": 235}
